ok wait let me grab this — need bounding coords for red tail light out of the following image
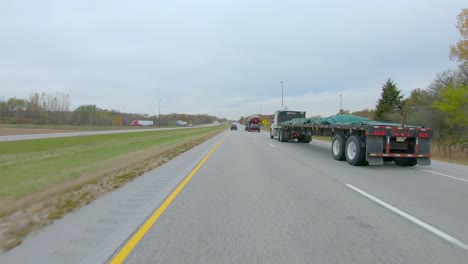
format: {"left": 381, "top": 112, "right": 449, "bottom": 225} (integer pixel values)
{"left": 373, "top": 130, "right": 386, "bottom": 136}
{"left": 253, "top": 118, "right": 259, "bottom": 124}
{"left": 418, "top": 132, "right": 430, "bottom": 138}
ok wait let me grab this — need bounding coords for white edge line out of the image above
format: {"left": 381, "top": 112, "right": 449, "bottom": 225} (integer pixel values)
{"left": 267, "top": 143, "right": 277, "bottom": 148}
{"left": 346, "top": 184, "right": 468, "bottom": 251}
{"left": 416, "top": 169, "right": 468, "bottom": 183}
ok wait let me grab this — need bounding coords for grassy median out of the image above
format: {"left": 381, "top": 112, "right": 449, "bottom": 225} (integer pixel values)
{"left": 0, "top": 125, "right": 227, "bottom": 250}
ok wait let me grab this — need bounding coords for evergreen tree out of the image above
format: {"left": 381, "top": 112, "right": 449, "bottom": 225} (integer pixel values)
{"left": 374, "top": 79, "right": 403, "bottom": 121}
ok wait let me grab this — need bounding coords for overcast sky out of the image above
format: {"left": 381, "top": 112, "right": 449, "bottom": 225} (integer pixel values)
{"left": 0, "top": 0, "right": 466, "bottom": 120}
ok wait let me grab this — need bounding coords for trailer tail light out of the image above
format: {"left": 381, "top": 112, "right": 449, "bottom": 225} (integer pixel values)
{"left": 395, "top": 133, "right": 405, "bottom": 137}
{"left": 373, "top": 130, "right": 386, "bottom": 136}
{"left": 418, "top": 132, "right": 430, "bottom": 138}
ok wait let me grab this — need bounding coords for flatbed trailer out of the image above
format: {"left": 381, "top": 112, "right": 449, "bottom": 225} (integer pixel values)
{"left": 272, "top": 121, "right": 432, "bottom": 166}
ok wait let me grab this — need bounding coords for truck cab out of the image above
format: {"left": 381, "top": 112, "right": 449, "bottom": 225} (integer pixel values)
{"left": 270, "top": 110, "right": 305, "bottom": 138}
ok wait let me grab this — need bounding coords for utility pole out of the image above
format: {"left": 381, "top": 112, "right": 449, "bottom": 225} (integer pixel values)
{"left": 281, "top": 81, "right": 284, "bottom": 108}
{"left": 158, "top": 99, "right": 161, "bottom": 128}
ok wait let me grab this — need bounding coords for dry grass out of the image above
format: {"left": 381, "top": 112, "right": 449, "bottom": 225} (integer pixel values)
{"left": 431, "top": 145, "right": 468, "bottom": 165}
{"left": 0, "top": 130, "right": 224, "bottom": 251}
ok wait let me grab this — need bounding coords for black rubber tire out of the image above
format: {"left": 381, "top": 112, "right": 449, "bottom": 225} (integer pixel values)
{"left": 331, "top": 135, "right": 347, "bottom": 161}
{"left": 345, "top": 136, "right": 366, "bottom": 166}
{"left": 394, "top": 158, "right": 417, "bottom": 166}
{"left": 278, "top": 130, "right": 282, "bottom": 142}
{"left": 270, "top": 129, "right": 274, "bottom": 139}
{"left": 301, "top": 135, "right": 311, "bottom": 143}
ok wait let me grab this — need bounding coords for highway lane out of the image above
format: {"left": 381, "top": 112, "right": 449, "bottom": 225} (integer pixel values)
{"left": 0, "top": 124, "right": 218, "bottom": 142}
{"left": 265, "top": 135, "right": 468, "bottom": 245}
{"left": 122, "top": 128, "right": 468, "bottom": 263}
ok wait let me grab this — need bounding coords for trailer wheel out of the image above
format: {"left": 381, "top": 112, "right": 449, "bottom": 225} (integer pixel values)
{"left": 332, "top": 135, "right": 346, "bottom": 161}
{"left": 394, "top": 158, "right": 417, "bottom": 166}
{"left": 345, "top": 136, "right": 366, "bottom": 166}
{"left": 300, "top": 135, "right": 311, "bottom": 143}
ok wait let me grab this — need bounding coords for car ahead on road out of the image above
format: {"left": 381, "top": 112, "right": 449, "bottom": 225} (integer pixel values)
{"left": 230, "top": 123, "right": 238, "bottom": 130}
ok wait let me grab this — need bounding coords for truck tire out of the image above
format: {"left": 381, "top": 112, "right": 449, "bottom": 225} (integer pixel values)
{"left": 270, "top": 129, "right": 274, "bottom": 139}
{"left": 394, "top": 158, "right": 417, "bottom": 166}
{"left": 278, "top": 129, "right": 282, "bottom": 142}
{"left": 332, "top": 135, "right": 346, "bottom": 161}
{"left": 345, "top": 136, "right": 366, "bottom": 166}
{"left": 301, "top": 135, "right": 311, "bottom": 143}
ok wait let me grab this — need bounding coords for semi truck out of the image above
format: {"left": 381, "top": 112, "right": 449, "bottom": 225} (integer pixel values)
{"left": 270, "top": 110, "right": 432, "bottom": 167}
{"left": 131, "top": 120, "right": 154, "bottom": 126}
{"left": 270, "top": 110, "right": 306, "bottom": 140}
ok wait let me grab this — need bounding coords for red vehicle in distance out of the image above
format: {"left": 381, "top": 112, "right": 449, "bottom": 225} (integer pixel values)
{"left": 245, "top": 115, "right": 261, "bottom": 132}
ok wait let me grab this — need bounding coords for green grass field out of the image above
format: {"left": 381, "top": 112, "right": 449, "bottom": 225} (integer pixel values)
{"left": 0, "top": 125, "right": 226, "bottom": 201}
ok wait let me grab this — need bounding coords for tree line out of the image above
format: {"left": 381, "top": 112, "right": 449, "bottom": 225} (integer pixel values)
{"left": 367, "top": 63, "right": 467, "bottom": 157}
{"left": 0, "top": 92, "right": 220, "bottom": 127}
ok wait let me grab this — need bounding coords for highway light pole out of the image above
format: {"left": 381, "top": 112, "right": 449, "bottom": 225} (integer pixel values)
{"left": 158, "top": 99, "right": 161, "bottom": 128}
{"left": 281, "top": 81, "right": 284, "bottom": 108}
{"left": 340, "top": 94, "right": 342, "bottom": 112}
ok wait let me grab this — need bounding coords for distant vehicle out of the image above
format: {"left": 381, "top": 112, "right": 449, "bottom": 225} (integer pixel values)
{"left": 230, "top": 123, "right": 237, "bottom": 130}
{"left": 131, "top": 120, "right": 154, "bottom": 126}
{"left": 245, "top": 115, "right": 260, "bottom": 132}
{"left": 176, "top": 120, "right": 188, "bottom": 126}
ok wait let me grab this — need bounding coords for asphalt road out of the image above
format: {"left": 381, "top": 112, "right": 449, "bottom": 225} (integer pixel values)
{"left": 2, "top": 127, "right": 467, "bottom": 263}
{"left": 0, "top": 124, "right": 218, "bottom": 142}
{"left": 123, "top": 127, "right": 468, "bottom": 264}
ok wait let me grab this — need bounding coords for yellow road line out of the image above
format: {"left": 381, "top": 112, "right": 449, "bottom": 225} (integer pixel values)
{"left": 109, "top": 132, "right": 229, "bottom": 264}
